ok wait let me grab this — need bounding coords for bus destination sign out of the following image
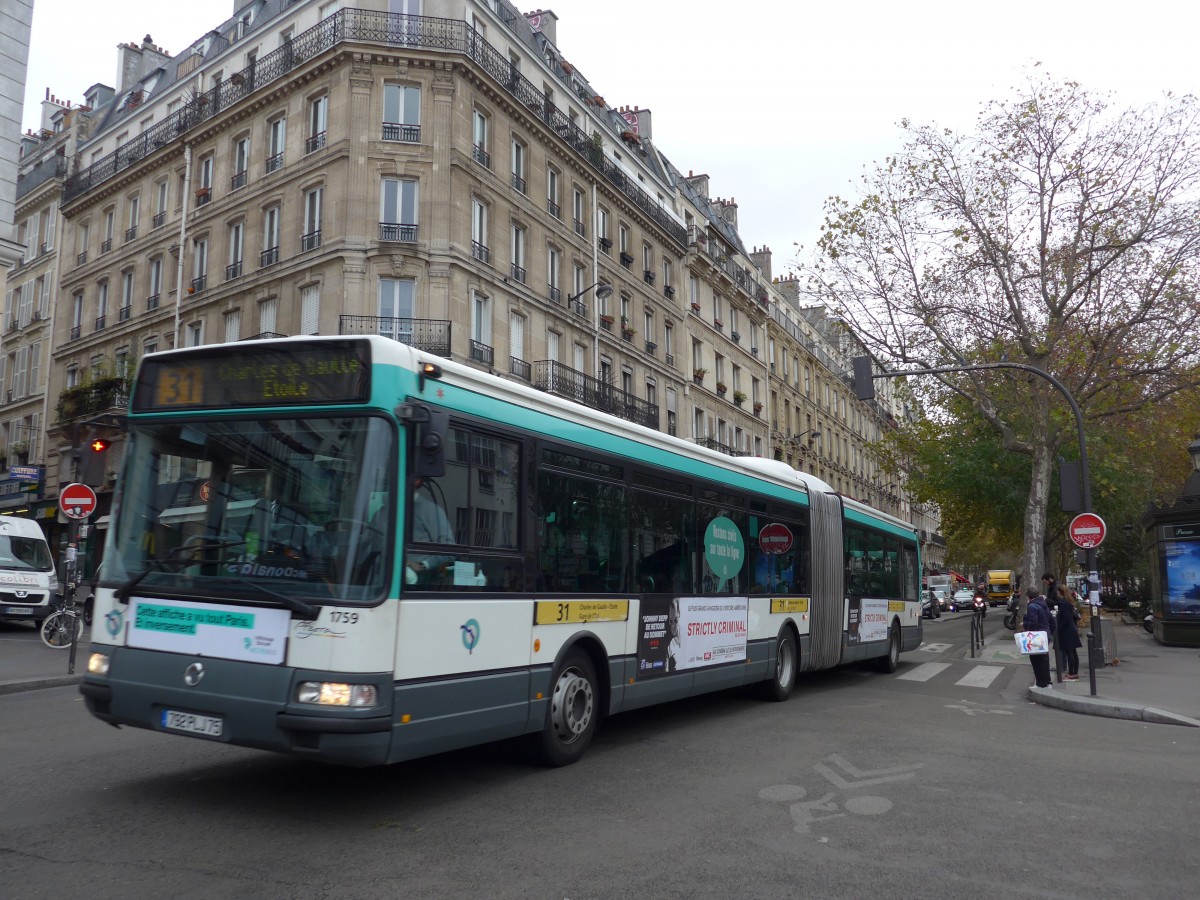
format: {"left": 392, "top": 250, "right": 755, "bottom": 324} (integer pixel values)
{"left": 133, "top": 341, "right": 371, "bottom": 412}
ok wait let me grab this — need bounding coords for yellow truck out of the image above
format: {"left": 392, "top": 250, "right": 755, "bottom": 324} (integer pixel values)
{"left": 986, "top": 570, "right": 1017, "bottom": 607}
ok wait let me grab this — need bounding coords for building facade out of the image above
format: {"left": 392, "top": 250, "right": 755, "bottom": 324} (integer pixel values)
{"left": 4, "top": 0, "right": 942, "bottom": 565}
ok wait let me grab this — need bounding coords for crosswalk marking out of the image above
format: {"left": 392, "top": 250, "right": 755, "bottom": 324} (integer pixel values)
{"left": 897, "top": 662, "right": 951, "bottom": 682}
{"left": 954, "top": 666, "right": 1004, "bottom": 688}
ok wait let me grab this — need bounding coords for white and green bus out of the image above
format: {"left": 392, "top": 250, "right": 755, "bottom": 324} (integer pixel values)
{"left": 82, "top": 336, "right": 922, "bottom": 766}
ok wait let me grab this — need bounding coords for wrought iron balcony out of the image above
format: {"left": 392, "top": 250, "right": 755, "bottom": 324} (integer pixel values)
{"left": 697, "top": 436, "right": 750, "bottom": 457}
{"left": 532, "top": 360, "right": 658, "bottom": 430}
{"left": 305, "top": 131, "right": 327, "bottom": 154}
{"left": 56, "top": 377, "right": 131, "bottom": 424}
{"left": 152, "top": 211, "right": 166, "bottom": 228}
{"left": 511, "top": 172, "right": 526, "bottom": 194}
{"left": 146, "top": 294, "right": 160, "bottom": 311}
{"left": 510, "top": 357, "right": 531, "bottom": 381}
{"left": 547, "top": 199, "right": 560, "bottom": 219}
{"left": 472, "top": 143, "right": 491, "bottom": 168}
{"left": 118, "top": 305, "right": 131, "bottom": 322}
{"left": 194, "top": 188, "right": 211, "bottom": 207}
{"left": 231, "top": 170, "right": 247, "bottom": 190}
{"left": 260, "top": 246, "right": 280, "bottom": 267}
{"left": 379, "top": 222, "right": 418, "bottom": 242}
{"left": 382, "top": 122, "right": 420, "bottom": 142}
{"left": 510, "top": 263, "right": 526, "bottom": 284}
{"left": 547, "top": 284, "right": 561, "bottom": 304}
{"left": 125, "top": 226, "right": 138, "bottom": 242}
{"left": 339, "top": 315, "right": 451, "bottom": 357}
{"left": 77, "top": 251, "right": 87, "bottom": 266}
{"left": 190, "top": 275, "right": 207, "bottom": 294}
{"left": 265, "top": 152, "right": 284, "bottom": 173}
{"left": 101, "top": 238, "right": 112, "bottom": 254}
{"left": 573, "top": 219, "right": 586, "bottom": 238}
{"left": 469, "top": 340, "right": 494, "bottom": 366}
{"left": 226, "top": 261, "right": 243, "bottom": 280}
{"left": 94, "top": 314, "right": 106, "bottom": 332}
{"left": 471, "top": 241, "right": 490, "bottom": 264}
{"left": 301, "top": 230, "right": 322, "bottom": 252}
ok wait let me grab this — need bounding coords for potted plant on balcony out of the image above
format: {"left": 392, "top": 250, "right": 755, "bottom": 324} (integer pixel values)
{"left": 716, "top": 382, "right": 728, "bottom": 395}
{"left": 753, "top": 401, "right": 764, "bottom": 415}
{"left": 620, "top": 130, "right": 638, "bottom": 145}
{"left": 599, "top": 313, "right": 614, "bottom": 327}
{"left": 733, "top": 390, "right": 747, "bottom": 406}
{"left": 622, "top": 324, "right": 636, "bottom": 340}
{"left": 693, "top": 367, "right": 707, "bottom": 382}
{"left": 690, "top": 301, "right": 702, "bottom": 313}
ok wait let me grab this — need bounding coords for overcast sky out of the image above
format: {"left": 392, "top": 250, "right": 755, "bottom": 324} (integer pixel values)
{"left": 23, "top": 0, "right": 1200, "bottom": 275}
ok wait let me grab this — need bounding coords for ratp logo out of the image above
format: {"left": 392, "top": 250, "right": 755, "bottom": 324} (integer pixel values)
{"left": 460, "top": 618, "right": 481, "bottom": 654}
{"left": 104, "top": 608, "right": 124, "bottom": 638}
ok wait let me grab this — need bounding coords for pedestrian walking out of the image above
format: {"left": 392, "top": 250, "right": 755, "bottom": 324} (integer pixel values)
{"left": 1023, "top": 587, "right": 1053, "bottom": 688}
{"left": 1050, "top": 585, "right": 1083, "bottom": 680}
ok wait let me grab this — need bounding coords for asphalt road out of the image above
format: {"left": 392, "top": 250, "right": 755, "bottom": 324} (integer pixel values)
{"left": 2, "top": 613, "right": 1197, "bottom": 899}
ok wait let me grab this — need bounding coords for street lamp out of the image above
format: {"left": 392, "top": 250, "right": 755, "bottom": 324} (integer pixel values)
{"left": 568, "top": 280, "right": 613, "bottom": 310}
{"left": 792, "top": 429, "right": 821, "bottom": 447}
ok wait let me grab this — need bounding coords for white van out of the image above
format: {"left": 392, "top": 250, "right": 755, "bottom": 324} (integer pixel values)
{"left": 0, "top": 516, "right": 59, "bottom": 625}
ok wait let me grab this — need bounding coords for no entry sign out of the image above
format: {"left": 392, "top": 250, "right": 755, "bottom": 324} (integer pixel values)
{"left": 1069, "top": 513, "right": 1107, "bottom": 549}
{"left": 758, "top": 522, "right": 794, "bottom": 555}
{"left": 59, "top": 482, "right": 98, "bottom": 520}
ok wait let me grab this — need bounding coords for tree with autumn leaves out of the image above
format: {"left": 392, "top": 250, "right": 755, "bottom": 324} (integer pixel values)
{"left": 805, "top": 71, "right": 1200, "bottom": 585}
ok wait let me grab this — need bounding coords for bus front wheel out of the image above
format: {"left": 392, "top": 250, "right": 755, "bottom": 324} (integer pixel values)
{"left": 760, "top": 629, "right": 797, "bottom": 702}
{"left": 532, "top": 650, "right": 598, "bottom": 767}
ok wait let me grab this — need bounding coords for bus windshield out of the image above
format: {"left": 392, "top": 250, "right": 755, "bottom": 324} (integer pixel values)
{"left": 104, "top": 414, "right": 394, "bottom": 605}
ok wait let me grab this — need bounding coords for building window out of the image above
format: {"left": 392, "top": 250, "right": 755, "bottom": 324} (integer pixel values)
{"left": 546, "top": 166, "right": 560, "bottom": 218}
{"left": 224, "top": 309, "right": 241, "bottom": 342}
{"left": 226, "top": 222, "right": 244, "bottom": 279}
{"left": 306, "top": 95, "right": 328, "bottom": 153}
{"left": 472, "top": 109, "right": 490, "bottom": 168}
{"left": 382, "top": 84, "right": 420, "bottom": 142}
{"left": 261, "top": 206, "right": 281, "bottom": 266}
{"left": 259, "top": 297, "right": 277, "bottom": 334}
{"left": 266, "top": 116, "right": 286, "bottom": 172}
{"left": 511, "top": 138, "right": 526, "bottom": 194}
{"left": 510, "top": 224, "right": 526, "bottom": 283}
{"left": 231, "top": 135, "right": 250, "bottom": 189}
{"left": 300, "top": 284, "right": 320, "bottom": 335}
{"left": 471, "top": 198, "right": 489, "bottom": 262}
{"left": 378, "top": 277, "right": 415, "bottom": 343}
{"left": 303, "top": 186, "right": 322, "bottom": 250}
{"left": 380, "top": 178, "right": 419, "bottom": 242}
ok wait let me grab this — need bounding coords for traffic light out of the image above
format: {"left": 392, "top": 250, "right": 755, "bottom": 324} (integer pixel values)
{"left": 852, "top": 355, "right": 876, "bottom": 401}
{"left": 79, "top": 435, "right": 111, "bottom": 486}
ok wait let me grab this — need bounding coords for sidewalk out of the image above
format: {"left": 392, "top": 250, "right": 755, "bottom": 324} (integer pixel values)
{"left": 976, "top": 612, "right": 1200, "bottom": 727}
{"left": 0, "top": 623, "right": 85, "bottom": 695}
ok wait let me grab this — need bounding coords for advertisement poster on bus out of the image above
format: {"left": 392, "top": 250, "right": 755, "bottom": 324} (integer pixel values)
{"left": 637, "top": 595, "right": 748, "bottom": 678}
{"left": 847, "top": 597, "right": 890, "bottom": 644}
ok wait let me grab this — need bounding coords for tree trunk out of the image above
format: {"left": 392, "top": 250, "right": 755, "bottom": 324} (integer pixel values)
{"left": 1020, "top": 440, "right": 1056, "bottom": 607}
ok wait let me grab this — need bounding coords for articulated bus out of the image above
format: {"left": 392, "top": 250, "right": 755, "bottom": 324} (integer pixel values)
{"left": 82, "top": 336, "right": 922, "bottom": 767}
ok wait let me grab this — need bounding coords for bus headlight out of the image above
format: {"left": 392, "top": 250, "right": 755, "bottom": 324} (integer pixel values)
{"left": 88, "top": 652, "right": 111, "bottom": 676}
{"left": 297, "top": 681, "right": 379, "bottom": 708}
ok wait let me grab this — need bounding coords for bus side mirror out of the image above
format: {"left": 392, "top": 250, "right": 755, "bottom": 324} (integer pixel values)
{"left": 415, "top": 409, "right": 448, "bottom": 478}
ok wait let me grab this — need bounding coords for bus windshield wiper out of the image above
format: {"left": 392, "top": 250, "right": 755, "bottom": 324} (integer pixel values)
{"left": 114, "top": 540, "right": 246, "bottom": 602}
{"left": 231, "top": 579, "right": 318, "bottom": 620}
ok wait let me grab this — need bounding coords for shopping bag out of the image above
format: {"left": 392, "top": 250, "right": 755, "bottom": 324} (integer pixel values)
{"left": 1014, "top": 630, "right": 1049, "bottom": 655}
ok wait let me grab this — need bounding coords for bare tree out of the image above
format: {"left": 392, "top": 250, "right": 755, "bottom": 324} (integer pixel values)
{"left": 806, "top": 72, "right": 1200, "bottom": 583}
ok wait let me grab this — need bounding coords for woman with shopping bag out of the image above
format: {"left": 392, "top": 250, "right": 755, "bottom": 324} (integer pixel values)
{"left": 1021, "top": 587, "right": 1053, "bottom": 688}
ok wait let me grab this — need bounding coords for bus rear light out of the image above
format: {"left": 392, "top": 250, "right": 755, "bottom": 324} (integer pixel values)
{"left": 297, "top": 681, "right": 378, "bottom": 708}
{"left": 88, "top": 652, "right": 111, "bottom": 676}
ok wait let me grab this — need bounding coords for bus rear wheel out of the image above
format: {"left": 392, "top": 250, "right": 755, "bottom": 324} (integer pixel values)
{"left": 873, "top": 623, "right": 901, "bottom": 673}
{"left": 760, "top": 629, "right": 797, "bottom": 702}
{"left": 532, "top": 650, "right": 598, "bottom": 767}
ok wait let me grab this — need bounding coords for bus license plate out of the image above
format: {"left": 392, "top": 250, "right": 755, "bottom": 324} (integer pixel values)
{"left": 162, "top": 709, "right": 223, "bottom": 737}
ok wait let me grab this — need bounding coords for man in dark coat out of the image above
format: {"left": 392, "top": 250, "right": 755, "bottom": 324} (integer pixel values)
{"left": 1022, "top": 587, "right": 1053, "bottom": 688}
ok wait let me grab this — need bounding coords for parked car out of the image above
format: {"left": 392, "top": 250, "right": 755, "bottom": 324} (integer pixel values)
{"left": 950, "top": 589, "right": 976, "bottom": 612}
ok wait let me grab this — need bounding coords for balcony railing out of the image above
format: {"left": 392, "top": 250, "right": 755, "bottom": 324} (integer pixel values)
{"left": 77, "top": 251, "right": 87, "bottom": 266}
{"left": 379, "top": 222, "right": 418, "bottom": 242}
{"left": 469, "top": 340, "right": 494, "bottom": 366}
{"left": 260, "top": 246, "right": 280, "bottom": 267}
{"left": 60, "top": 9, "right": 687, "bottom": 247}
{"left": 511, "top": 172, "right": 526, "bottom": 193}
{"left": 231, "top": 170, "right": 248, "bottom": 190}
{"left": 226, "top": 261, "right": 243, "bottom": 280}
{"left": 147, "top": 294, "right": 160, "bottom": 311}
{"left": 305, "top": 131, "right": 327, "bottom": 154}
{"left": 190, "top": 275, "right": 207, "bottom": 294}
{"left": 265, "top": 152, "right": 284, "bottom": 173}
{"left": 510, "top": 357, "right": 531, "bottom": 380}
{"left": 471, "top": 241, "right": 490, "bottom": 264}
{"left": 301, "top": 230, "right": 322, "bottom": 252}
{"left": 56, "top": 377, "right": 132, "bottom": 423}
{"left": 547, "top": 199, "right": 560, "bottom": 219}
{"left": 101, "top": 238, "right": 112, "bottom": 254}
{"left": 69, "top": 325, "right": 81, "bottom": 340}
{"left": 573, "top": 219, "right": 586, "bottom": 238}
{"left": 194, "top": 188, "right": 211, "bottom": 207}
{"left": 153, "top": 211, "right": 167, "bottom": 228}
{"left": 696, "top": 436, "right": 750, "bottom": 457}
{"left": 510, "top": 263, "right": 526, "bottom": 284}
{"left": 547, "top": 284, "right": 561, "bottom": 304}
{"left": 382, "top": 122, "right": 420, "bottom": 142}
{"left": 471, "top": 144, "right": 491, "bottom": 168}
{"left": 339, "top": 315, "right": 451, "bottom": 357}
{"left": 118, "top": 305, "right": 131, "bottom": 322}
{"left": 94, "top": 314, "right": 106, "bottom": 332}
{"left": 531, "top": 360, "right": 658, "bottom": 430}
{"left": 125, "top": 226, "right": 137, "bottom": 242}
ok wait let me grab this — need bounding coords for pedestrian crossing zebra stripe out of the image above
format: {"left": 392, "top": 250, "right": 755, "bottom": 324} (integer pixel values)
{"left": 897, "top": 662, "right": 951, "bottom": 682}
{"left": 896, "top": 662, "right": 1006, "bottom": 688}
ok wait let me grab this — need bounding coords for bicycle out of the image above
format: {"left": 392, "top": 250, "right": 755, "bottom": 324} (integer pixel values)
{"left": 40, "top": 589, "right": 84, "bottom": 649}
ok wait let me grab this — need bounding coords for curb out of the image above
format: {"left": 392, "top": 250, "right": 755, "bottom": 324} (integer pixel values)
{"left": 1026, "top": 685, "right": 1200, "bottom": 727}
{"left": 0, "top": 675, "right": 82, "bottom": 696}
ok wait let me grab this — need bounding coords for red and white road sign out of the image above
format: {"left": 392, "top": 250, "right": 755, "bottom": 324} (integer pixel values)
{"left": 758, "top": 522, "right": 794, "bottom": 555}
{"left": 59, "top": 482, "right": 98, "bottom": 520}
{"left": 1069, "top": 513, "right": 1107, "bottom": 549}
